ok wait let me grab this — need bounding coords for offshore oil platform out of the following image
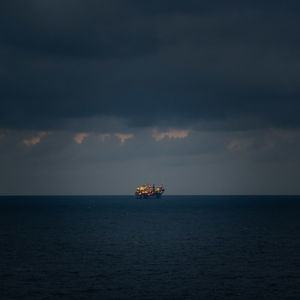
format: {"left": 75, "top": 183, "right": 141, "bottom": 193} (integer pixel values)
{"left": 135, "top": 184, "right": 165, "bottom": 199}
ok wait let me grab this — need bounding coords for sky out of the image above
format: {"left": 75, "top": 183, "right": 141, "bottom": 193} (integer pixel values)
{"left": 0, "top": 0, "right": 300, "bottom": 195}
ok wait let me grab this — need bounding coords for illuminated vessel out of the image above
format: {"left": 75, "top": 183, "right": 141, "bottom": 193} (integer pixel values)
{"left": 135, "top": 184, "right": 165, "bottom": 199}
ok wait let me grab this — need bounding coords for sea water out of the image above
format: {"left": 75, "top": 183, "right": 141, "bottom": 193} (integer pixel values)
{"left": 1, "top": 195, "right": 300, "bottom": 299}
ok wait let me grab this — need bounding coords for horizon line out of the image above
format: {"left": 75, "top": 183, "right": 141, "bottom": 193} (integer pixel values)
{"left": 1, "top": 194, "right": 300, "bottom": 197}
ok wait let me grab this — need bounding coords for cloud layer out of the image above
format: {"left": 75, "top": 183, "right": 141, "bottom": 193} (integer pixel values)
{"left": 1, "top": 1, "right": 300, "bottom": 195}
{"left": 1, "top": 127, "right": 300, "bottom": 194}
{"left": 0, "top": 0, "right": 299, "bottom": 131}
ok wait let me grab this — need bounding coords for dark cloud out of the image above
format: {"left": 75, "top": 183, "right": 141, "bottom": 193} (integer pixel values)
{"left": 1, "top": 0, "right": 300, "bottom": 130}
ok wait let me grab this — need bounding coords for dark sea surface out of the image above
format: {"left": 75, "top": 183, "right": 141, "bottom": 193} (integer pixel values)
{"left": 1, "top": 195, "right": 300, "bottom": 299}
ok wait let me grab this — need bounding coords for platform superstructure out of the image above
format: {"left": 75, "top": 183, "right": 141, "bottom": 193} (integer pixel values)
{"left": 135, "top": 184, "right": 165, "bottom": 199}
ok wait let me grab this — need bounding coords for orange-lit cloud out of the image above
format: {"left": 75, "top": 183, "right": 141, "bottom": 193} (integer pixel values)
{"left": 152, "top": 129, "right": 189, "bottom": 141}
{"left": 115, "top": 133, "right": 133, "bottom": 144}
{"left": 99, "top": 133, "right": 110, "bottom": 142}
{"left": 227, "top": 138, "right": 253, "bottom": 152}
{"left": 264, "top": 129, "right": 300, "bottom": 149}
{"left": 23, "top": 131, "right": 48, "bottom": 146}
{"left": 74, "top": 133, "right": 89, "bottom": 144}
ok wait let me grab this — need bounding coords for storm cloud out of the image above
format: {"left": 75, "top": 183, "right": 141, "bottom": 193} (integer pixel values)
{"left": 1, "top": 0, "right": 300, "bottom": 131}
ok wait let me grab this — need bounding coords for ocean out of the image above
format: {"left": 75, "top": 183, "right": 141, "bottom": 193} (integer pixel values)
{"left": 1, "top": 195, "right": 300, "bottom": 299}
